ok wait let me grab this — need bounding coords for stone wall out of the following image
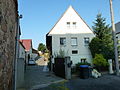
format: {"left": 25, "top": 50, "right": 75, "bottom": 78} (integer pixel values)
{"left": 0, "top": 0, "right": 18, "bottom": 90}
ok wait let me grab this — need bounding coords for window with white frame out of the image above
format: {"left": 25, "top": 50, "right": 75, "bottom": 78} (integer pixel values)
{"left": 81, "top": 58, "right": 87, "bottom": 63}
{"left": 84, "top": 37, "right": 89, "bottom": 45}
{"left": 72, "top": 50, "right": 78, "bottom": 54}
{"left": 71, "top": 37, "right": 77, "bottom": 46}
{"left": 67, "top": 22, "right": 70, "bottom": 28}
{"left": 73, "top": 22, "right": 76, "bottom": 28}
{"left": 60, "top": 38, "right": 66, "bottom": 46}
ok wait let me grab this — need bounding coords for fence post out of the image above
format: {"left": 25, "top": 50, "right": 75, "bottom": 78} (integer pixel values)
{"left": 65, "top": 56, "right": 72, "bottom": 79}
{"left": 108, "top": 59, "right": 114, "bottom": 74}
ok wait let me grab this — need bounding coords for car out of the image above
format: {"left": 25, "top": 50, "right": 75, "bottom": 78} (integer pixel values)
{"left": 28, "top": 59, "right": 36, "bottom": 65}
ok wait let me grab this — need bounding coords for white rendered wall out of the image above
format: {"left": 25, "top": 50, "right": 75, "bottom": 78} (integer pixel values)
{"left": 48, "top": 6, "right": 95, "bottom": 65}
{"left": 52, "top": 34, "right": 94, "bottom": 65}
{"left": 48, "top": 6, "right": 93, "bottom": 35}
{"left": 19, "top": 43, "right": 25, "bottom": 59}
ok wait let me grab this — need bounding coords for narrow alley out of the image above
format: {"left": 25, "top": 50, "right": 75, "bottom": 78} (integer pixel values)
{"left": 19, "top": 57, "right": 64, "bottom": 90}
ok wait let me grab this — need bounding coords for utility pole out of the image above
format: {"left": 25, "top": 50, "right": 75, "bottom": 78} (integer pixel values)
{"left": 109, "top": 0, "right": 119, "bottom": 75}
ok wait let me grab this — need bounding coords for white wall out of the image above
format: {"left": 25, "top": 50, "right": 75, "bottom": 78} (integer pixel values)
{"left": 25, "top": 48, "right": 32, "bottom": 64}
{"left": 17, "top": 43, "right": 25, "bottom": 88}
{"left": 31, "top": 53, "right": 38, "bottom": 60}
{"left": 19, "top": 43, "right": 25, "bottom": 59}
{"left": 16, "top": 58, "right": 25, "bottom": 88}
{"left": 48, "top": 6, "right": 93, "bottom": 35}
{"left": 52, "top": 34, "right": 94, "bottom": 65}
{"left": 48, "top": 6, "right": 95, "bottom": 65}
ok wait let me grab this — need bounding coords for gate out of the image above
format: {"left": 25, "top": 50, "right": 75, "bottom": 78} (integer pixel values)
{"left": 54, "top": 58, "right": 65, "bottom": 78}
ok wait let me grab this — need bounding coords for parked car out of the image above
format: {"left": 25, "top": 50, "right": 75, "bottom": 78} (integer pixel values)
{"left": 28, "top": 59, "right": 36, "bottom": 65}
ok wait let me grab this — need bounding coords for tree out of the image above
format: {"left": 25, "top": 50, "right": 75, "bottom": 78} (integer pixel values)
{"left": 37, "top": 43, "right": 46, "bottom": 52}
{"left": 89, "top": 37, "right": 102, "bottom": 58}
{"left": 89, "top": 13, "right": 114, "bottom": 60}
{"left": 92, "top": 13, "right": 111, "bottom": 40}
{"left": 93, "top": 54, "right": 108, "bottom": 67}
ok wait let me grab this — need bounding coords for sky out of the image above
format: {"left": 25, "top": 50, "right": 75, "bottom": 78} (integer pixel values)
{"left": 18, "top": 0, "right": 120, "bottom": 49}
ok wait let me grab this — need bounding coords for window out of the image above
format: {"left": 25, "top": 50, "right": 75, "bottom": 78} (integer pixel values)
{"left": 81, "top": 58, "right": 86, "bottom": 63}
{"left": 60, "top": 38, "right": 66, "bottom": 46}
{"left": 72, "top": 50, "right": 78, "bottom": 54}
{"left": 73, "top": 22, "right": 76, "bottom": 25}
{"left": 73, "top": 22, "right": 76, "bottom": 28}
{"left": 71, "top": 37, "right": 77, "bottom": 46}
{"left": 67, "top": 22, "right": 70, "bottom": 28}
{"left": 84, "top": 37, "right": 89, "bottom": 45}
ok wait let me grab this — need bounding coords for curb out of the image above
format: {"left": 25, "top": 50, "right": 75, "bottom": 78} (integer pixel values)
{"left": 30, "top": 79, "right": 65, "bottom": 90}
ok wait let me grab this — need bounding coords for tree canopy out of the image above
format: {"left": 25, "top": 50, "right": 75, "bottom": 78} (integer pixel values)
{"left": 89, "top": 13, "right": 114, "bottom": 60}
{"left": 37, "top": 43, "right": 46, "bottom": 52}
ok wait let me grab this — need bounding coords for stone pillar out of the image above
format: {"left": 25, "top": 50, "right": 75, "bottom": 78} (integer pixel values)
{"left": 65, "top": 57, "right": 72, "bottom": 80}
{"left": 108, "top": 59, "right": 114, "bottom": 74}
{"left": 51, "top": 57, "right": 54, "bottom": 72}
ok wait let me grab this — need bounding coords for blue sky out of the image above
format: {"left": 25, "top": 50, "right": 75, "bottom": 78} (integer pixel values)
{"left": 18, "top": 0, "right": 120, "bottom": 49}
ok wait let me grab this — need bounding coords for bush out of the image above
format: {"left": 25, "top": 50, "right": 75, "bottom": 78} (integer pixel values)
{"left": 54, "top": 49, "right": 65, "bottom": 58}
{"left": 93, "top": 54, "right": 108, "bottom": 67}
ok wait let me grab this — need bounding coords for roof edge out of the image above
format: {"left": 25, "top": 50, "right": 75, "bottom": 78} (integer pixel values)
{"left": 46, "top": 5, "right": 94, "bottom": 36}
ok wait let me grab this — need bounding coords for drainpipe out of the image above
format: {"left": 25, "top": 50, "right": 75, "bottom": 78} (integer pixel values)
{"left": 13, "top": 14, "right": 22, "bottom": 90}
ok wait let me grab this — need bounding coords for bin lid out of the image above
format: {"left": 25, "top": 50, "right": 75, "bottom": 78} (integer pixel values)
{"left": 80, "top": 65, "right": 89, "bottom": 68}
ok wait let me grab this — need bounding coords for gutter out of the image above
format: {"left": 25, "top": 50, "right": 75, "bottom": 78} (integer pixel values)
{"left": 13, "top": 14, "right": 22, "bottom": 90}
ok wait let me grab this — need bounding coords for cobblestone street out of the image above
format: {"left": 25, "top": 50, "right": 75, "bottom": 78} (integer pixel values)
{"left": 22, "top": 57, "right": 64, "bottom": 90}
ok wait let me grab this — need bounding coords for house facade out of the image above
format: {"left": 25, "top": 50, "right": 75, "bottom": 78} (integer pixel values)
{"left": 16, "top": 41, "right": 26, "bottom": 88}
{"left": 46, "top": 6, "right": 95, "bottom": 66}
{"left": 20, "top": 39, "right": 33, "bottom": 64}
{"left": 19, "top": 42, "right": 26, "bottom": 59}
{"left": 115, "top": 22, "right": 120, "bottom": 61}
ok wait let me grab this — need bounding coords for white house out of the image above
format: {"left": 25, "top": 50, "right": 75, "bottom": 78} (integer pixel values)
{"left": 31, "top": 48, "right": 39, "bottom": 60}
{"left": 115, "top": 22, "right": 120, "bottom": 61}
{"left": 46, "top": 6, "right": 95, "bottom": 66}
{"left": 16, "top": 41, "right": 25, "bottom": 88}
{"left": 20, "top": 39, "right": 33, "bottom": 64}
{"left": 19, "top": 41, "right": 26, "bottom": 59}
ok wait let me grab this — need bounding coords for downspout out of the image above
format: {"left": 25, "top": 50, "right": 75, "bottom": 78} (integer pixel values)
{"left": 13, "top": 14, "right": 22, "bottom": 90}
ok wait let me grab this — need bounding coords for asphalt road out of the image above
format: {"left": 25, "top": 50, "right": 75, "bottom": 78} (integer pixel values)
{"left": 65, "top": 74, "right": 120, "bottom": 90}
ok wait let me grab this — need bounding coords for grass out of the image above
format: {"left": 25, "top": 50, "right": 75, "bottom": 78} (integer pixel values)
{"left": 39, "top": 81, "right": 69, "bottom": 90}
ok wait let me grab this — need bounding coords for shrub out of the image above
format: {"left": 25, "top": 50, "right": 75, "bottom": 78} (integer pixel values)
{"left": 54, "top": 49, "right": 65, "bottom": 58}
{"left": 93, "top": 54, "right": 108, "bottom": 67}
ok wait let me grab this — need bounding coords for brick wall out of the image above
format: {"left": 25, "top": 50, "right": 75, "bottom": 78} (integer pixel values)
{"left": 0, "top": 0, "right": 18, "bottom": 90}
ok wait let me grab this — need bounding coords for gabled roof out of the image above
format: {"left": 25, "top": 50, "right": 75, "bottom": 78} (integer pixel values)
{"left": 47, "top": 5, "right": 94, "bottom": 36}
{"left": 20, "top": 39, "right": 32, "bottom": 51}
{"left": 32, "top": 48, "right": 39, "bottom": 54}
{"left": 19, "top": 41, "right": 25, "bottom": 49}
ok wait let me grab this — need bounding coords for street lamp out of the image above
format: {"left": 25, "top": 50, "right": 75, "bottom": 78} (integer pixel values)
{"left": 109, "top": 0, "right": 119, "bottom": 75}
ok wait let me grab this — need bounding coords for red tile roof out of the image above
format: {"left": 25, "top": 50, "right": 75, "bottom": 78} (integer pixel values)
{"left": 20, "top": 39, "right": 32, "bottom": 51}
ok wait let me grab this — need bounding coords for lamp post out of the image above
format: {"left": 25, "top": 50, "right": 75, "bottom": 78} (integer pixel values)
{"left": 109, "top": 0, "right": 119, "bottom": 75}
